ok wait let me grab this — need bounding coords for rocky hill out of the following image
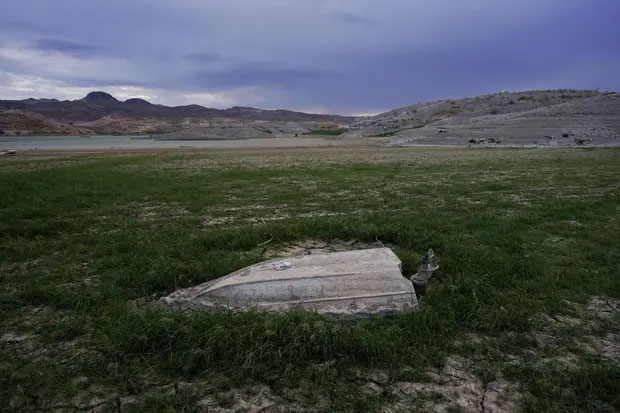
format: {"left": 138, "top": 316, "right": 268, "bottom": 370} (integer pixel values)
{"left": 347, "top": 90, "right": 620, "bottom": 146}
{"left": 0, "top": 110, "right": 93, "bottom": 136}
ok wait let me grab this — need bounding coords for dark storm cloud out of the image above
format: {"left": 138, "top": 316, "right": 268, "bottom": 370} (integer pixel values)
{"left": 195, "top": 66, "right": 339, "bottom": 88}
{"left": 330, "top": 11, "right": 378, "bottom": 26}
{"left": 35, "top": 39, "right": 105, "bottom": 57}
{"left": 184, "top": 53, "right": 221, "bottom": 63}
{"left": 0, "top": 0, "right": 619, "bottom": 112}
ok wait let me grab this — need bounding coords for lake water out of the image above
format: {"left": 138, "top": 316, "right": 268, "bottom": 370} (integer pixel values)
{"left": 0, "top": 135, "right": 351, "bottom": 151}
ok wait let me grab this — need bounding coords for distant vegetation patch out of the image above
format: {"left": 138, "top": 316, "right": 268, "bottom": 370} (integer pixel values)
{"left": 304, "top": 128, "right": 347, "bottom": 136}
{"left": 518, "top": 95, "right": 536, "bottom": 102}
{"left": 369, "top": 131, "right": 395, "bottom": 137}
{"left": 143, "top": 129, "right": 167, "bottom": 135}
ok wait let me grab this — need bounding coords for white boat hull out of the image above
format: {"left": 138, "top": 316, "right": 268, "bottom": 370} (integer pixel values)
{"left": 161, "top": 248, "right": 418, "bottom": 316}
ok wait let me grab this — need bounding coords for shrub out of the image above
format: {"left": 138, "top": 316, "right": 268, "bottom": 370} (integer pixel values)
{"left": 304, "top": 128, "right": 346, "bottom": 136}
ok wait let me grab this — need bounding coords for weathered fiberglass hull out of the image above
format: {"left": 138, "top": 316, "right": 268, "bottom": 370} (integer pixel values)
{"left": 161, "top": 248, "right": 419, "bottom": 316}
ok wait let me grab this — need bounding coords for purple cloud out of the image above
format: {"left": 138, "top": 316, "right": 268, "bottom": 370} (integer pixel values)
{"left": 0, "top": 0, "right": 618, "bottom": 114}
{"left": 35, "top": 39, "right": 105, "bottom": 57}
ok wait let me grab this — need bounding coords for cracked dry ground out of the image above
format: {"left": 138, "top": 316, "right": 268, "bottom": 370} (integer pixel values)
{"left": 381, "top": 297, "right": 620, "bottom": 412}
{"left": 3, "top": 296, "right": 618, "bottom": 412}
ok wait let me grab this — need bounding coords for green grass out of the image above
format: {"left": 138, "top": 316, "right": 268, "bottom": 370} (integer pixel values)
{"left": 1, "top": 147, "right": 619, "bottom": 411}
{"left": 303, "top": 128, "right": 347, "bottom": 136}
{"left": 368, "top": 132, "right": 395, "bottom": 137}
{"left": 143, "top": 129, "right": 167, "bottom": 135}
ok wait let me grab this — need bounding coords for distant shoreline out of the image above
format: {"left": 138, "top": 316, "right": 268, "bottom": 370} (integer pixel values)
{"left": 0, "top": 136, "right": 380, "bottom": 153}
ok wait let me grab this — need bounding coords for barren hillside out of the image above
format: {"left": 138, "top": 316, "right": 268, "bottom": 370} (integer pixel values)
{"left": 0, "top": 110, "right": 93, "bottom": 136}
{"left": 348, "top": 89, "right": 620, "bottom": 146}
{"left": 156, "top": 119, "right": 333, "bottom": 140}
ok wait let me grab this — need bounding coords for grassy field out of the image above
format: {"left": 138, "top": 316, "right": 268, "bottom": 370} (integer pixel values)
{"left": 1, "top": 147, "right": 619, "bottom": 412}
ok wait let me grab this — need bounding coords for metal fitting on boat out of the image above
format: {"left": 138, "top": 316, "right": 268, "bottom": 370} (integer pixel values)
{"left": 411, "top": 249, "right": 439, "bottom": 297}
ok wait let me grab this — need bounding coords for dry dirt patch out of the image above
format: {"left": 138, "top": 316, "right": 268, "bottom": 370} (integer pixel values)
{"left": 530, "top": 296, "right": 620, "bottom": 366}
{"left": 137, "top": 202, "right": 189, "bottom": 222}
{"left": 383, "top": 356, "right": 521, "bottom": 413}
{"left": 363, "top": 295, "right": 620, "bottom": 412}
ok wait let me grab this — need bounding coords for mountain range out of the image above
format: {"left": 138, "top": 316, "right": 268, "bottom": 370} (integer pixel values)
{"left": 0, "top": 91, "right": 354, "bottom": 123}
{"left": 1, "top": 89, "right": 619, "bottom": 147}
{"left": 0, "top": 91, "right": 353, "bottom": 136}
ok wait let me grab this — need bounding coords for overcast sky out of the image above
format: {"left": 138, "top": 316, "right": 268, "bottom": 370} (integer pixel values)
{"left": 1, "top": 0, "right": 619, "bottom": 114}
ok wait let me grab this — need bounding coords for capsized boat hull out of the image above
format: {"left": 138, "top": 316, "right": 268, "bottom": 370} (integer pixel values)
{"left": 161, "top": 248, "right": 418, "bottom": 316}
